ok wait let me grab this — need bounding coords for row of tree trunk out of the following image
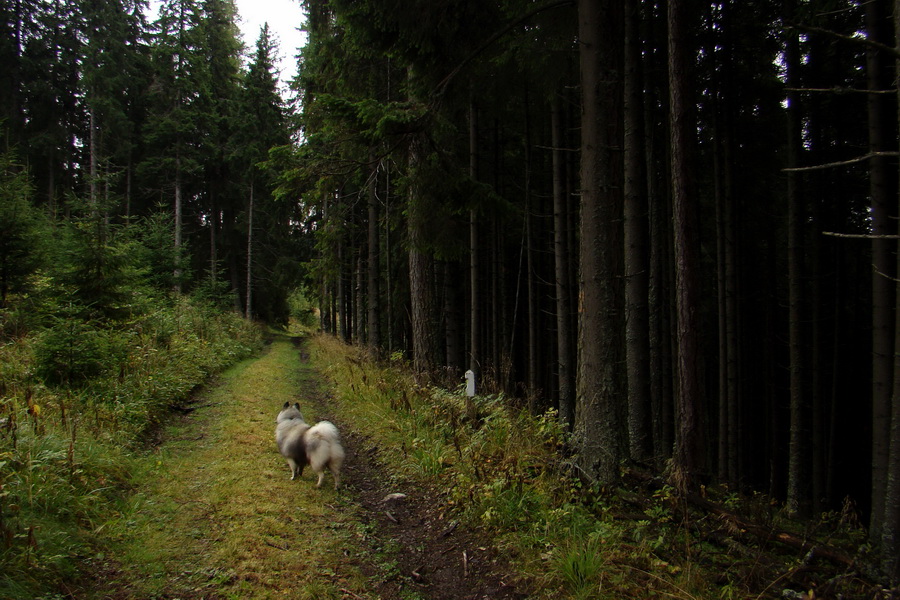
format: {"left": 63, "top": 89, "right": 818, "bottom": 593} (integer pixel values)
{"left": 301, "top": 0, "right": 900, "bottom": 576}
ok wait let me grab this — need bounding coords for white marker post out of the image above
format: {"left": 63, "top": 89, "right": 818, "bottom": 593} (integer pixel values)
{"left": 464, "top": 369, "right": 477, "bottom": 422}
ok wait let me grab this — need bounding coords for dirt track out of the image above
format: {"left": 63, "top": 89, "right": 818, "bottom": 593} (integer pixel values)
{"left": 295, "top": 335, "right": 527, "bottom": 600}
{"left": 79, "top": 335, "right": 526, "bottom": 599}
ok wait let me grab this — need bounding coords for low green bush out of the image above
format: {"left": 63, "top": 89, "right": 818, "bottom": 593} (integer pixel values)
{"left": 0, "top": 295, "right": 263, "bottom": 599}
{"left": 33, "top": 317, "right": 129, "bottom": 386}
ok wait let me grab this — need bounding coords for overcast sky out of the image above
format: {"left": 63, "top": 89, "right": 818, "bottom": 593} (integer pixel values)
{"left": 147, "top": 0, "right": 308, "bottom": 88}
{"left": 233, "top": 0, "right": 307, "bottom": 86}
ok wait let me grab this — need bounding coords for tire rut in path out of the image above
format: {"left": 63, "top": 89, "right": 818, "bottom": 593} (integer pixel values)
{"left": 294, "top": 337, "right": 527, "bottom": 600}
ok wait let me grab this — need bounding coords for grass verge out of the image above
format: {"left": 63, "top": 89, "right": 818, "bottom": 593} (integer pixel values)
{"left": 0, "top": 298, "right": 262, "bottom": 599}
{"left": 308, "top": 333, "right": 877, "bottom": 600}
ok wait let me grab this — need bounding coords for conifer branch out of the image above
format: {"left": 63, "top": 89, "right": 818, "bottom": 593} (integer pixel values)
{"left": 785, "top": 86, "right": 895, "bottom": 95}
{"left": 788, "top": 22, "right": 900, "bottom": 59}
{"left": 432, "top": 0, "right": 577, "bottom": 99}
{"left": 782, "top": 151, "right": 899, "bottom": 172}
{"left": 823, "top": 231, "right": 900, "bottom": 240}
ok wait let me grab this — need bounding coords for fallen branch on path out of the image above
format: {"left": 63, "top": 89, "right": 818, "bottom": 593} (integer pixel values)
{"left": 264, "top": 540, "right": 288, "bottom": 551}
{"left": 440, "top": 520, "right": 459, "bottom": 538}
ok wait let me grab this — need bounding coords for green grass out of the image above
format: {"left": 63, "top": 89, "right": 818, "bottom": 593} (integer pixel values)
{"left": 89, "top": 335, "right": 369, "bottom": 599}
{"left": 0, "top": 298, "right": 262, "bottom": 600}
{"left": 3, "top": 322, "right": 873, "bottom": 599}
{"left": 553, "top": 533, "right": 610, "bottom": 599}
{"left": 308, "top": 333, "right": 841, "bottom": 600}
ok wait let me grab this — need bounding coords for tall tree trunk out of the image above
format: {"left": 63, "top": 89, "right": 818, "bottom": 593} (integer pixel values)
{"left": 408, "top": 133, "right": 437, "bottom": 373}
{"left": 223, "top": 207, "right": 243, "bottom": 314}
{"left": 885, "top": 291, "right": 900, "bottom": 576}
{"left": 826, "top": 264, "right": 843, "bottom": 504}
{"left": 785, "top": 12, "right": 808, "bottom": 516}
{"left": 492, "top": 120, "right": 505, "bottom": 387}
{"left": 714, "top": 114, "right": 728, "bottom": 482}
{"left": 385, "top": 171, "right": 394, "bottom": 351}
{"left": 642, "top": 3, "right": 673, "bottom": 467}
{"left": 443, "top": 260, "right": 463, "bottom": 370}
{"left": 338, "top": 240, "right": 348, "bottom": 341}
{"left": 880, "top": 0, "right": 900, "bottom": 576}
{"left": 869, "top": 0, "right": 894, "bottom": 541}
{"left": 245, "top": 182, "right": 253, "bottom": 319}
{"left": 668, "top": 0, "right": 705, "bottom": 490}
{"left": 368, "top": 153, "right": 381, "bottom": 351}
{"left": 712, "top": 0, "right": 740, "bottom": 487}
{"left": 766, "top": 222, "right": 780, "bottom": 499}
{"left": 884, "top": 205, "right": 900, "bottom": 577}
{"left": 331, "top": 286, "right": 338, "bottom": 336}
{"left": 714, "top": 112, "right": 740, "bottom": 486}
{"left": 624, "top": 0, "right": 651, "bottom": 463}
{"left": 575, "top": 0, "right": 627, "bottom": 485}
{"left": 469, "top": 97, "right": 481, "bottom": 375}
{"left": 491, "top": 217, "right": 501, "bottom": 386}
{"left": 174, "top": 155, "right": 183, "bottom": 294}
{"left": 552, "top": 95, "right": 574, "bottom": 428}
{"left": 209, "top": 191, "right": 217, "bottom": 287}
{"left": 523, "top": 83, "right": 537, "bottom": 399}
{"left": 355, "top": 250, "right": 364, "bottom": 344}
{"left": 89, "top": 107, "right": 98, "bottom": 211}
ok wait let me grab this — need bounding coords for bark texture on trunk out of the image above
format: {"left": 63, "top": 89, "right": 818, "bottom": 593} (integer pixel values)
{"left": 575, "top": 0, "right": 627, "bottom": 485}
{"left": 668, "top": 0, "right": 705, "bottom": 490}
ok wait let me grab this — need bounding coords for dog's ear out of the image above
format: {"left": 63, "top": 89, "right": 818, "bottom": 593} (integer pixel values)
{"left": 293, "top": 402, "right": 301, "bottom": 410}
{"left": 283, "top": 401, "right": 290, "bottom": 409}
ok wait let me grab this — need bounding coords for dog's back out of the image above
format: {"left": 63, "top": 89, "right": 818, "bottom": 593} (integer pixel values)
{"left": 275, "top": 402, "right": 344, "bottom": 489}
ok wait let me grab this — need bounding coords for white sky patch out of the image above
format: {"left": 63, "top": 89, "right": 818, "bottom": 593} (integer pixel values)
{"left": 234, "top": 0, "right": 307, "bottom": 87}
{"left": 146, "top": 0, "right": 307, "bottom": 90}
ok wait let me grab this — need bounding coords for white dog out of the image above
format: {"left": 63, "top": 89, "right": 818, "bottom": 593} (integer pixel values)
{"left": 275, "top": 402, "right": 345, "bottom": 489}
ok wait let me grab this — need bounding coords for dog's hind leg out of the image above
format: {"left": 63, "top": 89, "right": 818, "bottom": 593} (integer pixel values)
{"left": 287, "top": 458, "right": 303, "bottom": 480}
{"left": 329, "top": 454, "right": 343, "bottom": 490}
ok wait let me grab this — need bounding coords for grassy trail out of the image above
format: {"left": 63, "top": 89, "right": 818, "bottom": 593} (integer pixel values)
{"left": 73, "top": 331, "right": 884, "bottom": 600}
{"left": 86, "top": 334, "right": 369, "bottom": 599}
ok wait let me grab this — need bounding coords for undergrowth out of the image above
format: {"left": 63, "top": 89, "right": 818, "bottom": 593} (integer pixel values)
{"left": 0, "top": 296, "right": 263, "bottom": 599}
{"left": 309, "top": 333, "right": 883, "bottom": 599}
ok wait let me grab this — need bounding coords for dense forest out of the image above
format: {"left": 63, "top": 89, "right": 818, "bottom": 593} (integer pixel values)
{"left": 288, "top": 0, "right": 900, "bottom": 577}
{"left": 3, "top": 0, "right": 900, "bottom": 586}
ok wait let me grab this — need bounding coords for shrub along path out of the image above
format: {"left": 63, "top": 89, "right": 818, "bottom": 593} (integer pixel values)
{"left": 78, "top": 334, "right": 522, "bottom": 599}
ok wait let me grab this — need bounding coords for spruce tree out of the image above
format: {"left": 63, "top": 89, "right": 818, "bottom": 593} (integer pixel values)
{"left": 141, "top": 0, "right": 204, "bottom": 291}
{"left": 0, "top": 150, "right": 45, "bottom": 308}
{"left": 80, "top": 0, "right": 149, "bottom": 213}
{"left": 195, "top": 0, "right": 243, "bottom": 304}
{"left": 238, "top": 24, "right": 293, "bottom": 322}
{"left": 20, "top": 0, "right": 83, "bottom": 209}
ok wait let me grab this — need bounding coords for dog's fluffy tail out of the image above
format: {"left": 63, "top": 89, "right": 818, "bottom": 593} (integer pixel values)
{"left": 307, "top": 421, "right": 340, "bottom": 443}
{"left": 306, "top": 421, "right": 345, "bottom": 488}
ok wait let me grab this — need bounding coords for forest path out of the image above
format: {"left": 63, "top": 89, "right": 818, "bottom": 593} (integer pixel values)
{"left": 81, "top": 334, "right": 520, "bottom": 600}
